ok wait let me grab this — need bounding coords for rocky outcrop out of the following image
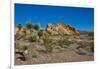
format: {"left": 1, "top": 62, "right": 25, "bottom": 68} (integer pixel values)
{"left": 15, "top": 27, "right": 34, "bottom": 35}
{"left": 46, "top": 23, "right": 80, "bottom": 36}
{"left": 15, "top": 23, "right": 80, "bottom": 36}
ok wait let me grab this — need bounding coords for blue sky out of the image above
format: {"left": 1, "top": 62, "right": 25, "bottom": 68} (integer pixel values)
{"left": 15, "top": 3, "right": 94, "bottom": 32}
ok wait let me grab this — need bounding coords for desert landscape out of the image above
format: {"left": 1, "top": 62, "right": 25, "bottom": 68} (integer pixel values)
{"left": 14, "top": 22, "right": 94, "bottom": 65}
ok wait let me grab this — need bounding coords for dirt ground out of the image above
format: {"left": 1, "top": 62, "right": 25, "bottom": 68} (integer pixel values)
{"left": 15, "top": 35, "right": 94, "bottom": 65}
{"left": 15, "top": 50, "right": 93, "bottom": 65}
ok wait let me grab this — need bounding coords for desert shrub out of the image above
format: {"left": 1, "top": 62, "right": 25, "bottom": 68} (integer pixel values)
{"left": 15, "top": 44, "right": 22, "bottom": 50}
{"left": 88, "top": 32, "right": 94, "bottom": 36}
{"left": 17, "top": 23, "right": 22, "bottom": 31}
{"left": 33, "top": 24, "right": 40, "bottom": 31}
{"left": 25, "top": 47, "right": 38, "bottom": 60}
{"left": 15, "top": 33, "right": 26, "bottom": 40}
{"left": 88, "top": 37, "right": 94, "bottom": 40}
{"left": 38, "top": 29, "right": 44, "bottom": 38}
{"left": 28, "top": 36, "right": 35, "bottom": 42}
{"left": 26, "top": 21, "right": 32, "bottom": 29}
{"left": 77, "top": 41, "right": 86, "bottom": 48}
{"left": 31, "top": 48, "right": 38, "bottom": 58}
{"left": 23, "top": 46, "right": 28, "bottom": 51}
{"left": 15, "top": 34, "right": 19, "bottom": 40}
{"left": 80, "top": 37, "right": 83, "bottom": 39}
{"left": 15, "top": 45, "right": 29, "bottom": 61}
{"left": 43, "top": 34, "right": 53, "bottom": 52}
{"left": 21, "top": 35, "right": 27, "bottom": 40}
{"left": 23, "top": 50, "right": 29, "bottom": 60}
{"left": 15, "top": 45, "right": 22, "bottom": 50}
{"left": 15, "top": 45, "right": 28, "bottom": 51}
{"left": 88, "top": 42, "right": 94, "bottom": 52}
{"left": 77, "top": 41, "right": 94, "bottom": 52}
{"left": 44, "top": 44, "right": 53, "bottom": 52}
{"left": 23, "top": 47, "right": 38, "bottom": 60}
{"left": 28, "top": 32, "right": 39, "bottom": 42}
{"left": 23, "top": 35, "right": 30, "bottom": 40}
{"left": 58, "top": 39, "right": 74, "bottom": 48}
{"left": 15, "top": 35, "right": 22, "bottom": 40}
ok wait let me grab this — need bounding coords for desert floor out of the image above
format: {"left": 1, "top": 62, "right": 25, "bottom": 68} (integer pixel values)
{"left": 15, "top": 34, "right": 94, "bottom": 65}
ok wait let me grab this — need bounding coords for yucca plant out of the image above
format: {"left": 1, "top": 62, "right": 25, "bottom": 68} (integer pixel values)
{"left": 33, "top": 24, "right": 40, "bottom": 31}
{"left": 17, "top": 23, "right": 22, "bottom": 31}
{"left": 38, "top": 29, "right": 44, "bottom": 38}
{"left": 26, "top": 21, "right": 32, "bottom": 30}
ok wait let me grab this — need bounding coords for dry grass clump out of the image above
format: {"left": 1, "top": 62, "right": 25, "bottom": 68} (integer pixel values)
{"left": 28, "top": 32, "right": 39, "bottom": 42}
{"left": 42, "top": 33, "right": 54, "bottom": 53}
{"left": 88, "top": 32, "right": 94, "bottom": 36}
{"left": 77, "top": 41, "right": 94, "bottom": 52}
{"left": 87, "top": 42, "right": 94, "bottom": 52}
{"left": 58, "top": 39, "right": 74, "bottom": 48}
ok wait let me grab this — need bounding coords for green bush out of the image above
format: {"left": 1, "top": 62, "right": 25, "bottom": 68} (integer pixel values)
{"left": 38, "top": 29, "right": 44, "bottom": 38}
{"left": 33, "top": 24, "right": 40, "bottom": 31}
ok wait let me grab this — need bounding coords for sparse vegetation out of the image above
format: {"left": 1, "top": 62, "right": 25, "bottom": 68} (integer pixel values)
{"left": 58, "top": 39, "right": 74, "bottom": 48}
{"left": 15, "top": 22, "right": 94, "bottom": 65}
{"left": 31, "top": 48, "right": 38, "bottom": 58}
{"left": 26, "top": 21, "right": 32, "bottom": 29}
{"left": 77, "top": 41, "right": 86, "bottom": 48}
{"left": 15, "top": 45, "right": 28, "bottom": 51}
{"left": 28, "top": 32, "right": 39, "bottom": 42}
{"left": 33, "top": 24, "right": 40, "bottom": 31}
{"left": 15, "top": 45, "right": 22, "bottom": 50}
{"left": 88, "top": 42, "right": 94, "bottom": 52}
{"left": 17, "top": 23, "right": 22, "bottom": 31}
{"left": 23, "top": 45, "right": 28, "bottom": 51}
{"left": 38, "top": 29, "right": 44, "bottom": 38}
{"left": 43, "top": 34, "right": 53, "bottom": 52}
{"left": 88, "top": 32, "right": 94, "bottom": 36}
